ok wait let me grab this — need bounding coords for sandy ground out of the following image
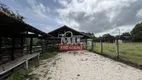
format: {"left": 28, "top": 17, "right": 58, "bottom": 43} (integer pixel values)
{"left": 29, "top": 50, "right": 142, "bottom": 80}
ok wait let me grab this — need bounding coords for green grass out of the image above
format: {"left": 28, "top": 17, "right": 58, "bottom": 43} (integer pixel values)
{"left": 8, "top": 59, "right": 37, "bottom": 80}
{"left": 88, "top": 42, "right": 142, "bottom": 65}
{"left": 40, "top": 51, "right": 58, "bottom": 60}
{"left": 8, "top": 68, "right": 32, "bottom": 80}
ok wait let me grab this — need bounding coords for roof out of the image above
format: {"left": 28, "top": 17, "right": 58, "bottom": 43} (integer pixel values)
{"left": 48, "top": 25, "right": 90, "bottom": 38}
{"left": 0, "top": 11, "right": 52, "bottom": 38}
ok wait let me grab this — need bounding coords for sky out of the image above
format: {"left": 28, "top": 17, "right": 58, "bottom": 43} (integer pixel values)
{"left": 1, "top": 0, "right": 142, "bottom": 37}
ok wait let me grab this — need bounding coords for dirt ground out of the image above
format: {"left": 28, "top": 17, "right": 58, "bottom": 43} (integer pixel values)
{"left": 29, "top": 50, "right": 142, "bottom": 80}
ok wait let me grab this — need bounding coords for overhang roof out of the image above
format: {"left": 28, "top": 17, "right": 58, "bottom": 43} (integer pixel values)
{"left": 0, "top": 11, "right": 52, "bottom": 38}
{"left": 48, "top": 25, "right": 90, "bottom": 38}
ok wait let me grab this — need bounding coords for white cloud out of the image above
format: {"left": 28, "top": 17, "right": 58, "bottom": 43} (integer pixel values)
{"left": 58, "top": 0, "right": 69, "bottom": 7}
{"left": 56, "top": 0, "right": 142, "bottom": 36}
{"left": 42, "top": 26, "right": 55, "bottom": 32}
{"left": 95, "top": 25, "right": 134, "bottom": 37}
{"left": 3, "top": 0, "right": 141, "bottom": 36}
{"left": 56, "top": 17, "right": 80, "bottom": 30}
{"left": 26, "top": 0, "right": 50, "bottom": 19}
{"left": 136, "top": 9, "right": 142, "bottom": 17}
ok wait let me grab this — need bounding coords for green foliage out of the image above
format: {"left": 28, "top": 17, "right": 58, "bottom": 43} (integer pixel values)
{"left": 102, "top": 34, "right": 115, "bottom": 42}
{"left": 8, "top": 57, "right": 40, "bottom": 80}
{"left": 92, "top": 36, "right": 101, "bottom": 42}
{"left": 40, "top": 52, "right": 58, "bottom": 60}
{"left": 120, "top": 32, "right": 131, "bottom": 42}
{"left": 29, "top": 58, "right": 40, "bottom": 68}
{"left": 92, "top": 34, "right": 115, "bottom": 42}
{"left": 131, "top": 22, "right": 142, "bottom": 42}
{"left": 8, "top": 68, "right": 32, "bottom": 80}
{"left": 81, "top": 32, "right": 94, "bottom": 37}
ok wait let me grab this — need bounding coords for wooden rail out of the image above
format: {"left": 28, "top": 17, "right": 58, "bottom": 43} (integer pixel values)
{"left": 0, "top": 52, "right": 40, "bottom": 75}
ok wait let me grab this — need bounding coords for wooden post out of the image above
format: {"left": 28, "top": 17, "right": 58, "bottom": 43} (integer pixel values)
{"left": 115, "top": 39, "right": 119, "bottom": 59}
{"left": 21, "top": 37, "right": 24, "bottom": 55}
{"left": 0, "top": 37, "right": 2, "bottom": 53}
{"left": 45, "top": 40, "right": 48, "bottom": 51}
{"left": 41, "top": 39, "right": 43, "bottom": 53}
{"left": 30, "top": 37, "right": 33, "bottom": 54}
{"left": 37, "top": 53, "right": 40, "bottom": 60}
{"left": 44, "top": 40, "right": 46, "bottom": 52}
{"left": 85, "top": 38, "right": 87, "bottom": 50}
{"left": 21, "top": 37, "right": 24, "bottom": 47}
{"left": 53, "top": 39, "right": 55, "bottom": 51}
{"left": 91, "top": 40, "right": 93, "bottom": 51}
{"left": 12, "top": 37, "right": 15, "bottom": 60}
{"left": 25, "top": 60, "right": 28, "bottom": 69}
{"left": 100, "top": 40, "right": 103, "bottom": 54}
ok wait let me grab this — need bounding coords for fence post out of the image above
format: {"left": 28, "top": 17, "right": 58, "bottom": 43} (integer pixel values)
{"left": 0, "top": 37, "right": 2, "bottom": 53}
{"left": 40, "top": 39, "right": 43, "bottom": 53}
{"left": 12, "top": 37, "right": 15, "bottom": 60}
{"left": 100, "top": 40, "right": 103, "bottom": 54}
{"left": 21, "top": 37, "right": 24, "bottom": 55}
{"left": 37, "top": 53, "right": 40, "bottom": 60}
{"left": 44, "top": 40, "right": 47, "bottom": 51}
{"left": 91, "top": 40, "right": 93, "bottom": 51}
{"left": 85, "top": 38, "right": 87, "bottom": 50}
{"left": 30, "top": 37, "right": 33, "bottom": 54}
{"left": 25, "top": 60, "right": 28, "bottom": 69}
{"left": 53, "top": 39, "right": 55, "bottom": 51}
{"left": 115, "top": 39, "right": 119, "bottom": 59}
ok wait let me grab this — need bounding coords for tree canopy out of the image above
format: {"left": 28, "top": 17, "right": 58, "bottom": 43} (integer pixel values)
{"left": 102, "top": 34, "right": 115, "bottom": 42}
{"left": 131, "top": 22, "right": 142, "bottom": 42}
{"left": 120, "top": 32, "right": 131, "bottom": 40}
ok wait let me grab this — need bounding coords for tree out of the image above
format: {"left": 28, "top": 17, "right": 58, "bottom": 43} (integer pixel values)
{"left": 91, "top": 36, "right": 99, "bottom": 42}
{"left": 81, "top": 32, "right": 94, "bottom": 38}
{"left": 102, "top": 34, "right": 115, "bottom": 43}
{"left": 120, "top": 32, "right": 131, "bottom": 40}
{"left": 0, "top": 2, "right": 24, "bottom": 22}
{"left": 131, "top": 22, "right": 142, "bottom": 42}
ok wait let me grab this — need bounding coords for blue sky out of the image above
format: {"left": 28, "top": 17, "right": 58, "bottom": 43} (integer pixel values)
{"left": 1, "top": 0, "right": 142, "bottom": 36}
{"left": 1, "top": 0, "right": 61, "bottom": 32}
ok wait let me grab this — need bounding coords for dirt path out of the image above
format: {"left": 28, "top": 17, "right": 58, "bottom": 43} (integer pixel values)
{"left": 29, "top": 51, "right": 142, "bottom": 80}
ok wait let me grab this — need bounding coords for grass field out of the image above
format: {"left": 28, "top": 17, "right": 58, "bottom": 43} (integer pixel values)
{"left": 89, "top": 42, "right": 142, "bottom": 65}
